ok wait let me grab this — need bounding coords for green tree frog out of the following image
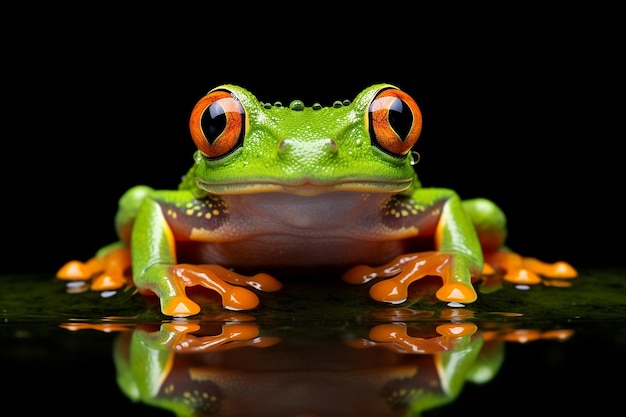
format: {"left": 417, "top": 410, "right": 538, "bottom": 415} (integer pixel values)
{"left": 57, "top": 84, "right": 577, "bottom": 317}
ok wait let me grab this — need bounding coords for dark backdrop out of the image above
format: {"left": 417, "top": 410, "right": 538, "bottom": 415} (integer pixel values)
{"left": 3, "top": 10, "right": 620, "bottom": 276}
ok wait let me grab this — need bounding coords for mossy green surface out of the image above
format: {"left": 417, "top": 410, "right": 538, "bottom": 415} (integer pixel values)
{"left": 1, "top": 267, "right": 624, "bottom": 326}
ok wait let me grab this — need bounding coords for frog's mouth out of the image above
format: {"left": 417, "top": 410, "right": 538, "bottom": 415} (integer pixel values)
{"left": 196, "top": 177, "right": 414, "bottom": 197}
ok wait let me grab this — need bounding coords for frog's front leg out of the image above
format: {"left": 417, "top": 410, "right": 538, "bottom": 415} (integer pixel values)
{"left": 343, "top": 188, "right": 482, "bottom": 305}
{"left": 131, "top": 193, "right": 281, "bottom": 317}
{"left": 462, "top": 198, "right": 577, "bottom": 285}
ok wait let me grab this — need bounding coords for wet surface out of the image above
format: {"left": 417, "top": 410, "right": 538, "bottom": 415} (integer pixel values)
{"left": 2, "top": 268, "right": 625, "bottom": 416}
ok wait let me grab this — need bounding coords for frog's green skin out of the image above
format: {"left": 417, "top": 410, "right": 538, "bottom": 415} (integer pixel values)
{"left": 57, "top": 84, "right": 576, "bottom": 317}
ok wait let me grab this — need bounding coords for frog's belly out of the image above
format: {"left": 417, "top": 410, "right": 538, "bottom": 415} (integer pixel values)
{"left": 178, "top": 236, "right": 411, "bottom": 270}
{"left": 173, "top": 192, "right": 424, "bottom": 269}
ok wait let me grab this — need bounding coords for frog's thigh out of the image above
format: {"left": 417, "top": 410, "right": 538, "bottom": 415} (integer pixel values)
{"left": 462, "top": 198, "right": 507, "bottom": 252}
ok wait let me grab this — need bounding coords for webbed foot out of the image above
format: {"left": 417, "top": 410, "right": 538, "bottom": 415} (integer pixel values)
{"left": 138, "top": 264, "right": 283, "bottom": 317}
{"left": 57, "top": 246, "right": 131, "bottom": 291}
{"left": 342, "top": 251, "right": 479, "bottom": 305}
{"left": 483, "top": 249, "right": 577, "bottom": 285}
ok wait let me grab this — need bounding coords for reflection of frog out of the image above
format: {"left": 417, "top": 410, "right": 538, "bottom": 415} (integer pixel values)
{"left": 57, "top": 84, "right": 577, "bottom": 317}
{"left": 101, "top": 318, "right": 573, "bottom": 417}
{"left": 110, "top": 320, "right": 484, "bottom": 417}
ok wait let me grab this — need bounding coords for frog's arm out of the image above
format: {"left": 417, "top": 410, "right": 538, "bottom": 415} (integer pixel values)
{"left": 416, "top": 188, "right": 484, "bottom": 268}
{"left": 57, "top": 183, "right": 280, "bottom": 317}
{"left": 344, "top": 188, "right": 482, "bottom": 305}
{"left": 129, "top": 189, "right": 279, "bottom": 317}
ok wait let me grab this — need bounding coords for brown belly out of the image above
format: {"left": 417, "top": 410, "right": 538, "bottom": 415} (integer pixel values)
{"left": 176, "top": 236, "right": 413, "bottom": 270}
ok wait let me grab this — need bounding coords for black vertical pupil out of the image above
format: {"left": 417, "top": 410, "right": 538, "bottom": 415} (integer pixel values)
{"left": 388, "top": 98, "right": 412, "bottom": 140}
{"left": 202, "top": 102, "right": 226, "bottom": 144}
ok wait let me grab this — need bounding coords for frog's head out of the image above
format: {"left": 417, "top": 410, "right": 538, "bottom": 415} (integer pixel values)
{"left": 189, "top": 84, "right": 422, "bottom": 197}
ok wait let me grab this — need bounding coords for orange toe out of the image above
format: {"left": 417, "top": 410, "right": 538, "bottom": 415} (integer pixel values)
{"left": 221, "top": 286, "right": 260, "bottom": 311}
{"left": 57, "top": 261, "right": 93, "bottom": 280}
{"left": 436, "top": 283, "right": 477, "bottom": 303}
{"left": 482, "top": 262, "right": 496, "bottom": 275}
{"left": 522, "top": 258, "right": 577, "bottom": 278}
{"left": 91, "top": 274, "right": 127, "bottom": 291}
{"left": 504, "top": 268, "right": 542, "bottom": 285}
{"left": 370, "top": 279, "right": 407, "bottom": 304}
{"left": 162, "top": 296, "right": 201, "bottom": 317}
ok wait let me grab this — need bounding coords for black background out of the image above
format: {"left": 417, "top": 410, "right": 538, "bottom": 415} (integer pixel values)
{"left": 1, "top": 7, "right": 624, "bottom": 417}
{"left": 3, "top": 6, "right": 621, "bottom": 276}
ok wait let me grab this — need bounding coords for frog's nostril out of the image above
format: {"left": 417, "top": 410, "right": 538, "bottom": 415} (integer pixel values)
{"left": 325, "top": 138, "right": 338, "bottom": 153}
{"left": 278, "top": 139, "right": 292, "bottom": 150}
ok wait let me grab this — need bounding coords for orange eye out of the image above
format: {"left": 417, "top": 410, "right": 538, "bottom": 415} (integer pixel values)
{"left": 368, "top": 88, "right": 422, "bottom": 156}
{"left": 189, "top": 89, "right": 245, "bottom": 159}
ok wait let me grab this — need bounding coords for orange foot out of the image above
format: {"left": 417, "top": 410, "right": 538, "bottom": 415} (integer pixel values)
{"left": 147, "top": 264, "right": 283, "bottom": 317}
{"left": 57, "top": 247, "right": 131, "bottom": 291}
{"left": 342, "top": 251, "right": 478, "bottom": 305}
{"left": 58, "top": 252, "right": 283, "bottom": 316}
{"left": 483, "top": 249, "right": 577, "bottom": 285}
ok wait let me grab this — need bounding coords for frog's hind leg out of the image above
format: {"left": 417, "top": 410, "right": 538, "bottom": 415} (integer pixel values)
{"left": 56, "top": 242, "right": 131, "bottom": 291}
{"left": 483, "top": 251, "right": 577, "bottom": 285}
{"left": 462, "top": 198, "right": 577, "bottom": 285}
{"left": 57, "top": 186, "right": 152, "bottom": 292}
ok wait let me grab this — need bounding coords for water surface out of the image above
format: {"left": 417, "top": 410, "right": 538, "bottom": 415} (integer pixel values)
{"left": 1, "top": 268, "right": 625, "bottom": 416}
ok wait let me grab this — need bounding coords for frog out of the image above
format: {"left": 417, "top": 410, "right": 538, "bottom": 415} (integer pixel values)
{"left": 57, "top": 83, "right": 577, "bottom": 317}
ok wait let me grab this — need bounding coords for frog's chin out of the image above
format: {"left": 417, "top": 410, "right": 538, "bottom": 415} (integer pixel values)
{"left": 196, "top": 178, "right": 413, "bottom": 197}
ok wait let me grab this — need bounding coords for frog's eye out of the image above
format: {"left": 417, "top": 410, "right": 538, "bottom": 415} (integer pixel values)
{"left": 368, "top": 88, "right": 422, "bottom": 156}
{"left": 189, "top": 89, "right": 245, "bottom": 159}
